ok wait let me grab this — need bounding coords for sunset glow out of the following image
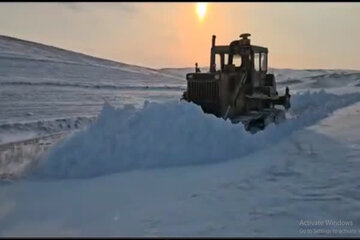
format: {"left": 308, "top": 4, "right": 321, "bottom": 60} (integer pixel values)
{"left": 1, "top": 3, "right": 360, "bottom": 69}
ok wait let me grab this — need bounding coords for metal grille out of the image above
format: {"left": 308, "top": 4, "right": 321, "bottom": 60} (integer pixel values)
{"left": 188, "top": 80, "right": 219, "bottom": 101}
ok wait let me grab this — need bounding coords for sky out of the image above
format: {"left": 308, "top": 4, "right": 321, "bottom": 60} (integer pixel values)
{"left": 0, "top": 2, "right": 360, "bottom": 70}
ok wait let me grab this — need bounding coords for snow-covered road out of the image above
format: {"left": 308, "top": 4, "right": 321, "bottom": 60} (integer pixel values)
{"left": 2, "top": 101, "right": 360, "bottom": 237}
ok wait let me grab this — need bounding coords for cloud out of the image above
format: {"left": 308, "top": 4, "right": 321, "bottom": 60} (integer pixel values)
{"left": 58, "top": 2, "right": 83, "bottom": 11}
{"left": 58, "top": 2, "right": 137, "bottom": 14}
{"left": 115, "top": 3, "right": 137, "bottom": 13}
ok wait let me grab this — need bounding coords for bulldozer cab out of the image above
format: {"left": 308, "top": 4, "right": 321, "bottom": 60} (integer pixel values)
{"left": 211, "top": 33, "right": 269, "bottom": 89}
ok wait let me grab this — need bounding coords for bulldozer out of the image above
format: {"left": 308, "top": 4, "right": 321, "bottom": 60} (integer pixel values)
{"left": 182, "top": 33, "right": 291, "bottom": 133}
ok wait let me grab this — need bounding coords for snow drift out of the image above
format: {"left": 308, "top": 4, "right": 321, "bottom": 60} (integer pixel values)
{"left": 30, "top": 90, "right": 360, "bottom": 179}
{"left": 0, "top": 116, "right": 95, "bottom": 143}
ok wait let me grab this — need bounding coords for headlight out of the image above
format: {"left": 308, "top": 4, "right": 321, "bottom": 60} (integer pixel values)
{"left": 187, "top": 74, "right": 194, "bottom": 79}
{"left": 214, "top": 74, "right": 220, "bottom": 80}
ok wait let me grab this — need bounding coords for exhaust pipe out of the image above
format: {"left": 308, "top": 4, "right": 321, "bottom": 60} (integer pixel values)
{"left": 210, "top": 35, "right": 216, "bottom": 72}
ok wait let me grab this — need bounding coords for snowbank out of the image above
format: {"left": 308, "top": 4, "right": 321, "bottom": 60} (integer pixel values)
{"left": 31, "top": 90, "right": 360, "bottom": 179}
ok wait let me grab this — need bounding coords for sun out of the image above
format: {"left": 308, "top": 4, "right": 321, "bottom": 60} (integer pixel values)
{"left": 196, "top": 3, "right": 207, "bottom": 20}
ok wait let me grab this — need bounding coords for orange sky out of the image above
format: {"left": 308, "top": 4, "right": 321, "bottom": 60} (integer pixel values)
{"left": 1, "top": 2, "right": 360, "bottom": 70}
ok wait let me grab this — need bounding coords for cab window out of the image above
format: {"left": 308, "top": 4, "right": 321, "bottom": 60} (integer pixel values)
{"left": 224, "top": 53, "right": 228, "bottom": 65}
{"left": 215, "top": 54, "right": 221, "bottom": 71}
{"left": 233, "top": 54, "right": 242, "bottom": 67}
{"left": 254, "top": 53, "right": 260, "bottom": 71}
{"left": 260, "top": 52, "right": 267, "bottom": 72}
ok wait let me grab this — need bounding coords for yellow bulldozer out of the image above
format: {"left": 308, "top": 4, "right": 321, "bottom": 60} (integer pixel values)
{"left": 182, "top": 33, "right": 291, "bottom": 132}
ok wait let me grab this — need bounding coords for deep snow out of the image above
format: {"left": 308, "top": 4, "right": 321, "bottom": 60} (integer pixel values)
{"left": 30, "top": 90, "right": 360, "bottom": 179}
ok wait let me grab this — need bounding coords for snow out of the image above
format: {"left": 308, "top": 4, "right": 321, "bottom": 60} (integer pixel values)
{"left": 309, "top": 101, "right": 360, "bottom": 149}
{"left": 0, "top": 116, "right": 96, "bottom": 144}
{"left": 1, "top": 34, "right": 360, "bottom": 237}
{"left": 3, "top": 104, "right": 360, "bottom": 237}
{"left": 29, "top": 90, "right": 360, "bottom": 180}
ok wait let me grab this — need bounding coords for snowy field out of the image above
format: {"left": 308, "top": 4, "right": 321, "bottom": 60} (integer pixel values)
{"left": 1, "top": 35, "right": 360, "bottom": 237}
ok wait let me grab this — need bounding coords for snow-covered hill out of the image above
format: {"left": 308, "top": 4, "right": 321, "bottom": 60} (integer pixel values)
{"left": 1, "top": 35, "right": 360, "bottom": 237}
{"left": 0, "top": 35, "right": 183, "bottom": 83}
{"left": 0, "top": 35, "right": 185, "bottom": 143}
